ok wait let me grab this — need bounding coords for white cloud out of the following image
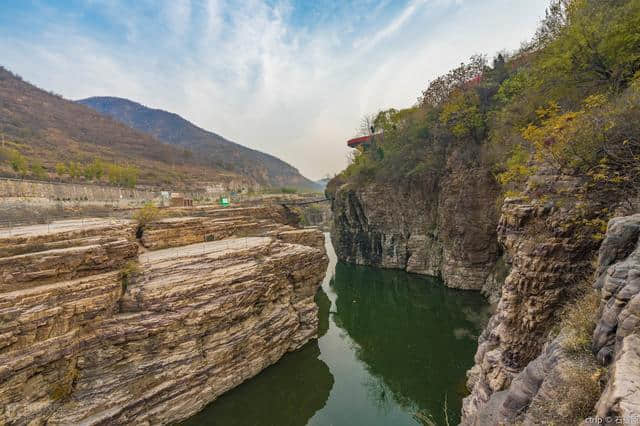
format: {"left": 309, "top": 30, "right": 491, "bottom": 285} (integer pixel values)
{"left": 0, "top": 0, "right": 549, "bottom": 180}
{"left": 353, "top": 0, "right": 426, "bottom": 51}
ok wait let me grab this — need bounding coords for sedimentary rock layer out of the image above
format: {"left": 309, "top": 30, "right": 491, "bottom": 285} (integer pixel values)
{"left": 0, "top": 218, "right": 135, "bottom": 257}
{"left": 463, "top": 212, "right": 640, "bottom": 424}
{"left": 141, "top": 215, "right": 324, "bottom": 252}
{"left": 0, "top": 239, "right": 138, "bottom": 292}
{"left": 0, "top": 213, "right": 328, "bottom": 425}
{"left": 328, "top": 166, "right": 501, "bottom": 291}
{"left": 168, "top": 205, "right": 300, "bottom": 226}
{"left": 591, "top": 214, "right": 640, "bottom": 419}
{"left": 140, "top": 216, "right": 289, "bottom": 250}
{"left": 461, "top": 194, "right": 599, "bottom": 421}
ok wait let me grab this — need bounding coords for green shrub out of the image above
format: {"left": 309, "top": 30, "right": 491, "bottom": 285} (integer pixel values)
{"left": 133, "top": 202, "right": 163, "bottom": 230}
{"left": 83, "top": 158, "right": 105, "bottom": 181}
{"left": 107, "top": 163, "right": 138, "bottom": 188}
{"left": 2, "top": 148, "right": 28, "bottom": 176}
{"left": 120, "top": 260, "right": 141, "bottom": 293}
{"left": 30, "top": 160, "right": 46, "bottom": 180}
{"left": 55, "top": 162, "right": 67, "bottom": 176}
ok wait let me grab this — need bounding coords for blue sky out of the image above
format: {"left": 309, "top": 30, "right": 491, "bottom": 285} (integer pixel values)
{"left": 0, "top": 0, "right": 550, "bottom": 179}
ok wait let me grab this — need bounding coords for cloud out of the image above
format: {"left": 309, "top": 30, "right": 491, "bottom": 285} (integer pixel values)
{"left": 353, "top": 0, "right": 426, "bottom": 51}
{"left": 0, "top": 0, "right": 549, "bottom": 180}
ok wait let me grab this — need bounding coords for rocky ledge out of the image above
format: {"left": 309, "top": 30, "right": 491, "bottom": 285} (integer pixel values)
{"left": 0, "top": 207, "right": 328, "bottom": 425}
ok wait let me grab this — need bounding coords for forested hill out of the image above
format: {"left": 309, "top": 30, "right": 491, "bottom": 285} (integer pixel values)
{"left": 331, "top": 0, "right": 640, "bottom": 203}
{"left": 78, "top": 96, "right": 320, "bottom": 191}
{"left": 0, "top": 66, "right": 247, "bottom": 187}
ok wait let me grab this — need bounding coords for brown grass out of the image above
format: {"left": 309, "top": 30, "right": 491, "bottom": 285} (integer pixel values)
{"left": 527, "top": 360, "right": 604, "bottom": 425}
{"left": 559, "top": 289, "right": 601, "bottom": 354}
{"left": 526, "top": 287, "right": 604, "bottom": 424}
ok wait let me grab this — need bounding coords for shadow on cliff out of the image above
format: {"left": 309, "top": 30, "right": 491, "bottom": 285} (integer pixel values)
{"left": 181, "top": 289, "right": 334, "bottom": 426}
{"left": 329, "top": 262, "right": 490, "bottom": 425}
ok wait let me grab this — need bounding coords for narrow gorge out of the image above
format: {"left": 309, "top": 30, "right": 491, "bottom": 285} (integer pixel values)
{"left": 2, "top": 0, "right": 640, "bottom": 424}
{"left": 328, "top": 154, "right": 640, "bottom": 424}
{"left": 323, "top": 1, "right": 640, "bottom": 422}
{"left": 328, "top": 143, "right": 504, "bottom": 300}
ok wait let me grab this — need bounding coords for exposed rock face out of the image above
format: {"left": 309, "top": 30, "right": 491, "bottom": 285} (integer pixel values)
{"left": 462, "top": 193, "right": 600, "bottom": 421}
{"left": 141, "top": 215, "right": 323, "bottom": 252}
{"left": 0, "top": 218, "right": 135, "bottom": 256}
{"left": 0, "top": 209, "right": 328, "bottom": 425}
{"left": 328, "top": 165, "right": 501, "bottom": 291}
{"left": 140, "top": 216, "right": 289, "bottom": 250}
{"left": 463, "top": 212, "right": 640, "bottom": 424}
{"left": 0, "top": 239, "right": 138, "bottom": 291}
{"left": 591, "top": 214, "right": 640, "bottom": 420}
{"left": 169, "top": 205, "right": 301, "bottom": 226}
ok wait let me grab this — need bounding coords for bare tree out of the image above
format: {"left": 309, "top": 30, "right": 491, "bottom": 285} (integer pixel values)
{"left": 358, "top": 114, "right": 376, "bottom": 136}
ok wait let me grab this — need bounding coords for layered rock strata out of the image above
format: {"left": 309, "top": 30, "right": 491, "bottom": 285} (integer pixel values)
{"left": 463, "top": 212, "right": 640, "bottom": 424}
{"left": 591, "top": 214, "right": 640, "bottom": 420}
{"left": 168, "top": 205, "right": 300, "bottom": 226}
{"left": 0, "top": 218, "right": 135, "bottom": 257}
{"left": 328, "top": 166, "right": 501, "bottom": 291}
{"left": 141, "top": 216, "right": 324, "bottom": 251}
{"left": 0, "top": 209, "right": 328, "bottom": 425}
{"left": 461, "top": 195, "right": 600, "bottom": 420}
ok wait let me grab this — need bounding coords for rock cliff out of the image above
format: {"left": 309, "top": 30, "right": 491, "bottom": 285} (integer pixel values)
{"left": 330, "top": 161, "right": 640, "bottom": 423}
{"left": 328, "top": 161, "right": 503, "bottom": 294}
{"left": 592, "top": 214, "right": 640, "bottom": 420}
{"left": 463, "top": 210, "right": 640, "bottom": 424}
{"left": 0, "top": 207, "right": 328, "bottom": 425}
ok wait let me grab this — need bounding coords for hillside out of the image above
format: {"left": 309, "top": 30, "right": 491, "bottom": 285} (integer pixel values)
{"left": 0, "top": 66, "right": 250, "bottom": 188}
{"left": 78, "top": 96, "right": 320, "bottom": 191}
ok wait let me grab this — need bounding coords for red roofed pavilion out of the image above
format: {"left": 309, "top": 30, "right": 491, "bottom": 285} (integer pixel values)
{"left": 347, "top": 133, "right": 384, "bottom": 150}
{"left": 347, "top": 135, "right": 372, "bottom": 148}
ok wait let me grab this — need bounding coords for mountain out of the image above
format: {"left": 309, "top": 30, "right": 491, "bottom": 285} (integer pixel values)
{"left": 315, "top": 177, "right": 331, "bottom": 190}
{"left": 0, "top": 66, "right": 244, "bottom": 187}
{"left": 78, "top": 96, "right": 320, "bottom": 191}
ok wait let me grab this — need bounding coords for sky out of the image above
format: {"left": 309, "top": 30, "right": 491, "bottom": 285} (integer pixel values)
{"left": 0, "top": 0, "right": 550, "bottom": 180}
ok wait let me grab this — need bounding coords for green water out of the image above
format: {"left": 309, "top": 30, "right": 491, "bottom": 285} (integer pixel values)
{"left": 182, "top": 236, "right": 489, "bottom": 426}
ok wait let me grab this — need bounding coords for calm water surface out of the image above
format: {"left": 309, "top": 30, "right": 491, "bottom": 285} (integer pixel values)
{"left": 182, "top": 235, "right": 489, "bottom": 426}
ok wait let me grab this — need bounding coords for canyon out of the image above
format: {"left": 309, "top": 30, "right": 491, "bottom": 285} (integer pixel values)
{"left": 0, "top": 205, "right": 328, "bottom": 425}
{"left": 328, "top": 148, "right": 504, "bottom": 301}
{"left": 328, "top": 168, "right": 640, "bottom": 424}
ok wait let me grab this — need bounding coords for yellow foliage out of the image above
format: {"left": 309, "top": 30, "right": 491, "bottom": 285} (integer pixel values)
{"left": 497, "top": 144, "right": 535, "bottom": 186}
{"left": 133, "top": 202, "right": 163, "bottom": 228}
{"left": 582, "top": 94, "right": 607, "bottom": 109}
{"left": 520, "top": 107, "right": 598, "bottom": 172}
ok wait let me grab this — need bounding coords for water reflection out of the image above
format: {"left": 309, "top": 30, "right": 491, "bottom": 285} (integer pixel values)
{"left": 183, "top": 235, "right": 489, "bottom": 426}
{"left": 325, "top": 263, "right": 489, "bottom": 424}
{"left": 181, "top": 339, "right": 334, "bottom": 426}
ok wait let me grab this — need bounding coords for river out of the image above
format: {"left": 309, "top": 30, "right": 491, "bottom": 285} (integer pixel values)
{"left": 182, "top": 234, "right": 489, "bottom": 425}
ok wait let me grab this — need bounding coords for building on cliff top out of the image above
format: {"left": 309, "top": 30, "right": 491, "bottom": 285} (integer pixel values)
{"left": 347, "top": 133, "right": 383, "bottom": 151}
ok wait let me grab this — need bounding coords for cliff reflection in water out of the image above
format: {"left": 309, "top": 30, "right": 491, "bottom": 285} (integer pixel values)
{"left": 181, "top": 337, "right": 334, "bottom": 426}
{"left": 326, "top": 263, "right": 490, "bottom": 424}
{"left": 183, "top": 236, "right": 489, "bottom": 426}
